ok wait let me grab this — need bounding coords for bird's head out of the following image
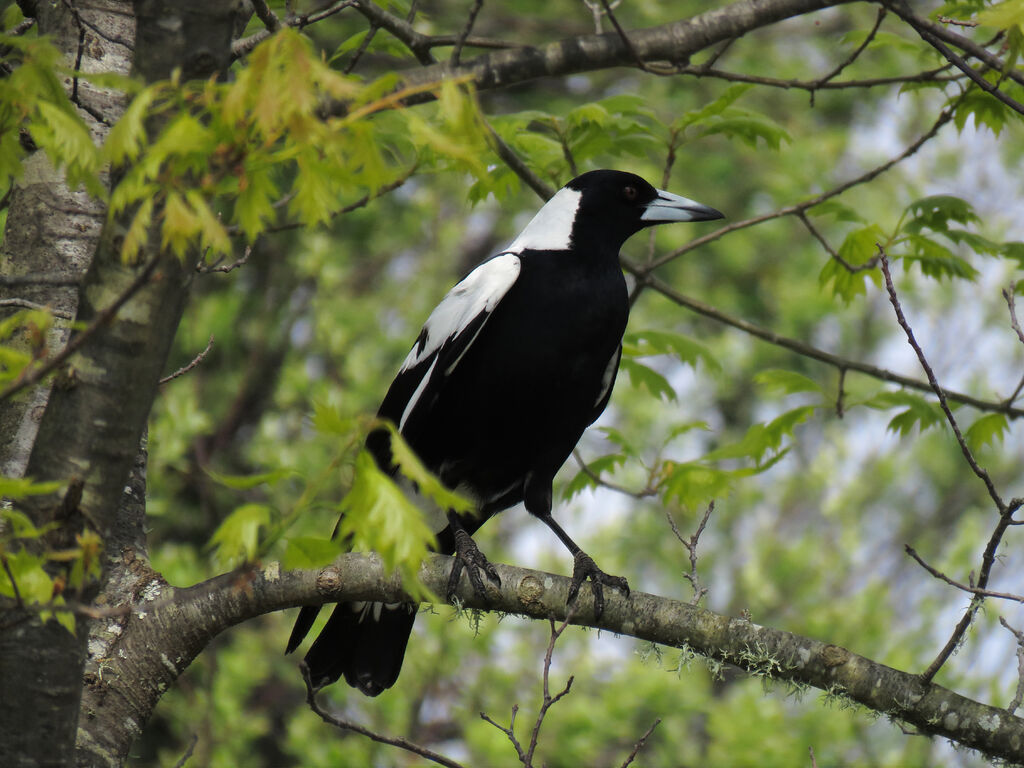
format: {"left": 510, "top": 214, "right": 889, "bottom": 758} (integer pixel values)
{"left": 507, "top": 169, "right": 723, "bottom": 255}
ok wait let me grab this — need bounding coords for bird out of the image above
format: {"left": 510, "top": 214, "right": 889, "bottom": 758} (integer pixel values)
{"left": 287, "top": 169, "right": 723, "bottom": 695}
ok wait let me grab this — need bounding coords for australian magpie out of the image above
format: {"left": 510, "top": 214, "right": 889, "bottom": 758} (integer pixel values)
{"left": 287, "top": 169, "right": 723, "bottom": 695}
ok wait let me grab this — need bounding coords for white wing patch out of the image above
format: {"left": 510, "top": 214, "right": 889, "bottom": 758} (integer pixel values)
{"left": 399, "top": 252, "right": 522, "bottom": 374}
{"left": 506, "top": 187, "right": 581, "bottom": 253}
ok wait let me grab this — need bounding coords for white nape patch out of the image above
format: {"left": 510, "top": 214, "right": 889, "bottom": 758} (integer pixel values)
{"left": 506, "top": 187, "right": 581, "bottom": 253}
{"left": 399, "top": 253, "right": 521, "bottom": 374}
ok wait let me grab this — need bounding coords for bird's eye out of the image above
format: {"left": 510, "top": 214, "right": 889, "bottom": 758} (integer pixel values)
{"left": 623, "top": 185, "right": 638, "bottom": 201}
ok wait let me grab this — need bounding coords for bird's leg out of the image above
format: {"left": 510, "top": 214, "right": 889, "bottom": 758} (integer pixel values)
{"left": 524, "top": 474, "right": 629, "bottom": 618}
{"left": 445, "top": 510, "right": 500, "bottom": 602}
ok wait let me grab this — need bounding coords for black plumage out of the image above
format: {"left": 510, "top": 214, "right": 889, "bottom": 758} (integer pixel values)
{"left": 288, "top": 169, "right": 723, "bottom": 695}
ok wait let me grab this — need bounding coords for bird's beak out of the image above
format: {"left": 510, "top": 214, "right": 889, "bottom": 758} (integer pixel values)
{"left": 641, "top": 189, "right": 724, "bottom": 223}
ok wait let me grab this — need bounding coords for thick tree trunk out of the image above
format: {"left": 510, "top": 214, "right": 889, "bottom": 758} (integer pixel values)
{"left": 0, "top": 2, "right": 242, "bottom": 766}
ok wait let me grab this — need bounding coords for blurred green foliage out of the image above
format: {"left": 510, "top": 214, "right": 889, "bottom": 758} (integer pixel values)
{"left": 4, "top": 0, "right": 1024, "bottom": 765}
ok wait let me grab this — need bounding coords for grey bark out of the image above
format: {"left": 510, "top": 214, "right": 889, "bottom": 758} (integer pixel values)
{"left": 86, "top": 553, "right": 1024, "bottom": 764}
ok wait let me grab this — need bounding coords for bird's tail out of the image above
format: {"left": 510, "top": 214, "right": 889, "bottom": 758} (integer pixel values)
{"left": 286, "top": 601, "right": 417, "bottom": 696}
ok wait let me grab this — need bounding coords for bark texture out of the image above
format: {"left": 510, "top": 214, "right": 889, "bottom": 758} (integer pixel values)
{"left": 82, "top": 553, "right": 1024, "bottom": 764}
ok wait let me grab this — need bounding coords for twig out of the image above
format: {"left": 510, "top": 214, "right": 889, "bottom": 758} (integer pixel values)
{"left": 797, "top": 210, "right": 879, "bottom": 273}
{"left": 198, "top": 245, "right": 251, "bottom": 273}
{"left": 807, "top": 7, "right": 886, "bottom": 104}
{"left": 883, "top": 1, "right": 1024, "bottom": 89}
{"left": 0, "top": 256, "right": 162, "bottom": 404}
{"left": 232, "top": 1, "right": 357, "bottom": 58}
{"left": 878, "top": 249, "right": 1005, "bottom": 513}
{"left": 624, "top": 267, "right": 1024, "bottom": 420}
{"left": 646, "top": 105, "right": 954, "bottom": 271}
{"left": 259, "top": 166, "right": 419, "bottom": 234}
{"left": 300, "top": 662, "right": 467, "bottom": 768}
{"left": 251, "top": 0, "right": 282, "bottom": 32}
{"left": 0, "top": 274, "right": 82, "bottom": 287}
{"left": 451, "top": 0, "right": 484, "bottom": 66}
{"left": 526, "top": 617, "right": 575, "bottom": 765}
{"left": 482, "top": 118, "right": 556, "bottom": 201}
{"left": 171, "top": 733, "right": 198, "bottom": 768}
{"left": 599, "top": 0, "right": 658, "bottom": 74}
{"left": 0, "top": 299, "right": 74, "bottom": 320}
{"left": 159, "top": 335, "right": 214, "bottom": 385}
{"left": 879, "top": 249, "right": 1020, "bottom": 682}
{"left": 350, "top": 0, "right": 436, "bottom": 65}
{"left": 999, "top": 617, "right": 1024, "bottom": 715}
{"left": 937, "top": 16, "right": 978, "bottom": 28}
{"left": 619, "top": 718, "right": 661, "bottom": 768}
{"left": 905, "top": 546, "right": 1024, "bottom": 604}
{"left": 1, "top": 553, "right": 24, "bottom": 608}
{"left": 666, "top": 502, "right": 714, "bottom": 605}
{"left": 480, "top": 706, "right": 527, "bottom": 763}
{"left": 681, "top": 64, "right": 959, "bottom": 93}
{"left": 571, "top": 450, "right": 656, "bottom": 499}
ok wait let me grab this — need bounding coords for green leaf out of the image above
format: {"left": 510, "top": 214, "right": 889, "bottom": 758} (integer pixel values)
{"left": 209, "top": 503, "right": 273, "bottom": 567}
{"left": 818, "top": 224, "right": 885, "bottom": 301}
{"left": 383, "top": 425, "right": 475, "bottom": 514}
{"left": 336, "top": 451, "right": 437, "bottom": 600}
{"left": 754, "top": 369, "right": 823, "bottom": 396}
{"left": 619, "top": 358, "right": 676, "bottom": 401}
{"left": 673, "top": 84, "right": 753, "bottom": 132}
{"left": 902, "top": 195, "right": 980, "bottom": 232}
{"left": 702, "top": 406, "right": 815, "bottom": 464}
{"left": 965, "top": 412, "right": 1009, "bottom": 452}
{"left": 0, "top": 476, "right": 62, "bottom": 499}
{"left": 861, "top": 391, "right": 945, "bottom": 436}
{"left": 282, "top": 536, "right": 345, "bottom": 570}
{"left": 697, "top": 110, "right": 791, "bottom": 150}
{"left": 0, "top": 549, "right": 55, "bottom": 604}
{"left": 809, "top": 199, "right": 866, "bottom": 224}
{"left": 204, "top": 467, "right": 294, "bottom": 490}
{"left": 902, "top": 234, "right": 979, "bottom": 281}
{"left": 623, "top": 329, "right": 721, "bottom": 372}
{"left": 977, "top": 0, "right": 1024, "bottom": 34}
{"left": 563, "top": 454, "right": 627, "bottom": 501}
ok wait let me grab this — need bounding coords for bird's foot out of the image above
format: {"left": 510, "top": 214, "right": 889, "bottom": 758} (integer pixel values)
{"left": 568, "top": 551, "right": 629, "bottom": 619}
{"left": 446, "top": 527, "right": 501, "bottom": 602}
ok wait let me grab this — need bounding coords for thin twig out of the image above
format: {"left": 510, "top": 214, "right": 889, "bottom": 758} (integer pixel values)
{"left": 797, "top": 211, "right": 879, "bottom": 274}
{"left": 807, "top": 7, "right": 886, "bottom": 102}
{"left": 599, "top": 0, "right": 655, "bottom": 73}
{"left": 300, "top": 662, "right": 467, "bottom": 768}
{"left": 1, "top": 553, "right": 24, "bottom": 608}
{"left": 619, "top": 718, "right": 661, "bottom": 768}
{"left": 666, "top": 502, "right": 714, "bottom": 604}
{"left": 878, "top": 248, "right": 1005, "bottom": 513}
{"left": 999, "top": 617, "right": 1024, "bottom": 715}
{"left": 159, "top": 335, "right": 214, "bottom": 385}
{"left": 451, "top": 0, "right": 484, "bottom": 66}
{"left": 482, "top": 118, "right": 556, "bottom": 201}
{"left": 526, "top": 617, "right": 575, "bottom": 766}
{"left": 682, "top": 64, "right": 959, "bottom": 93}
{"left": 171, "top": 733, "right": 198, "bottom": 768}
{"left": 624, "top": 267, "right": 1024, "bottom": 420}
{"left": 0, "top": 256, "right": 162, "bottom": 404}
{"left": 198, "top": 245, "right": 251, "bottom": 273}
{"left": 480, "top": 706, "right": 527, "bottom": 763}
{"left": 259, "top": 166, "right": 419, "bottom": 234}
{"left": 905, "top": 545, "right": 1024, "bottom": 604}
{"left": 232, "top": 1, "right": 357, "bottom": 58}
{"left": 0, "top": 299, "right": 74, "bottom": 320}
{"left": 646, "top": 106, "right": 954, "bottom": 271}
{"left": 571, "top": 450, "right": 655, "bottom": 499}
{"left": 251, "top": 0, "right": 282, "bottom": 32}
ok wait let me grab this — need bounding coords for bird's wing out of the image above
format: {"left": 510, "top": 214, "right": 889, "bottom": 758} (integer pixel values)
{"left": 590, "top": 343, "right": 622, "bottom": 423}
{"left": 378, "top": 252, "right": 522, "bottom": 432}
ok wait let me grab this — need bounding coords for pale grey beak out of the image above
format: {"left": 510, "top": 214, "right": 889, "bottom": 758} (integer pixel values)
{"left": 641, "top": 189, "right": 724, "bottom": 223}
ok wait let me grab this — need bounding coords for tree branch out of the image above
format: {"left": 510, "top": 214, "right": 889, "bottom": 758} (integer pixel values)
{"left": 80, "top": 552, "right": 1024, "bottom": 764}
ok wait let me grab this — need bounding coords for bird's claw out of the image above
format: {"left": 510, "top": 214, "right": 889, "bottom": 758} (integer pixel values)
{"left": 446, "top": 527, "right": 501, "bottom": 602}
{"left": 568, "top": 551, "right": 629, "bottom": 619}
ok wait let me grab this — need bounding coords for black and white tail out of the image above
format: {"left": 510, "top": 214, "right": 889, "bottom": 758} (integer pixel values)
{"left": 287, "top": 600, "right": 416, "bottom": 696}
